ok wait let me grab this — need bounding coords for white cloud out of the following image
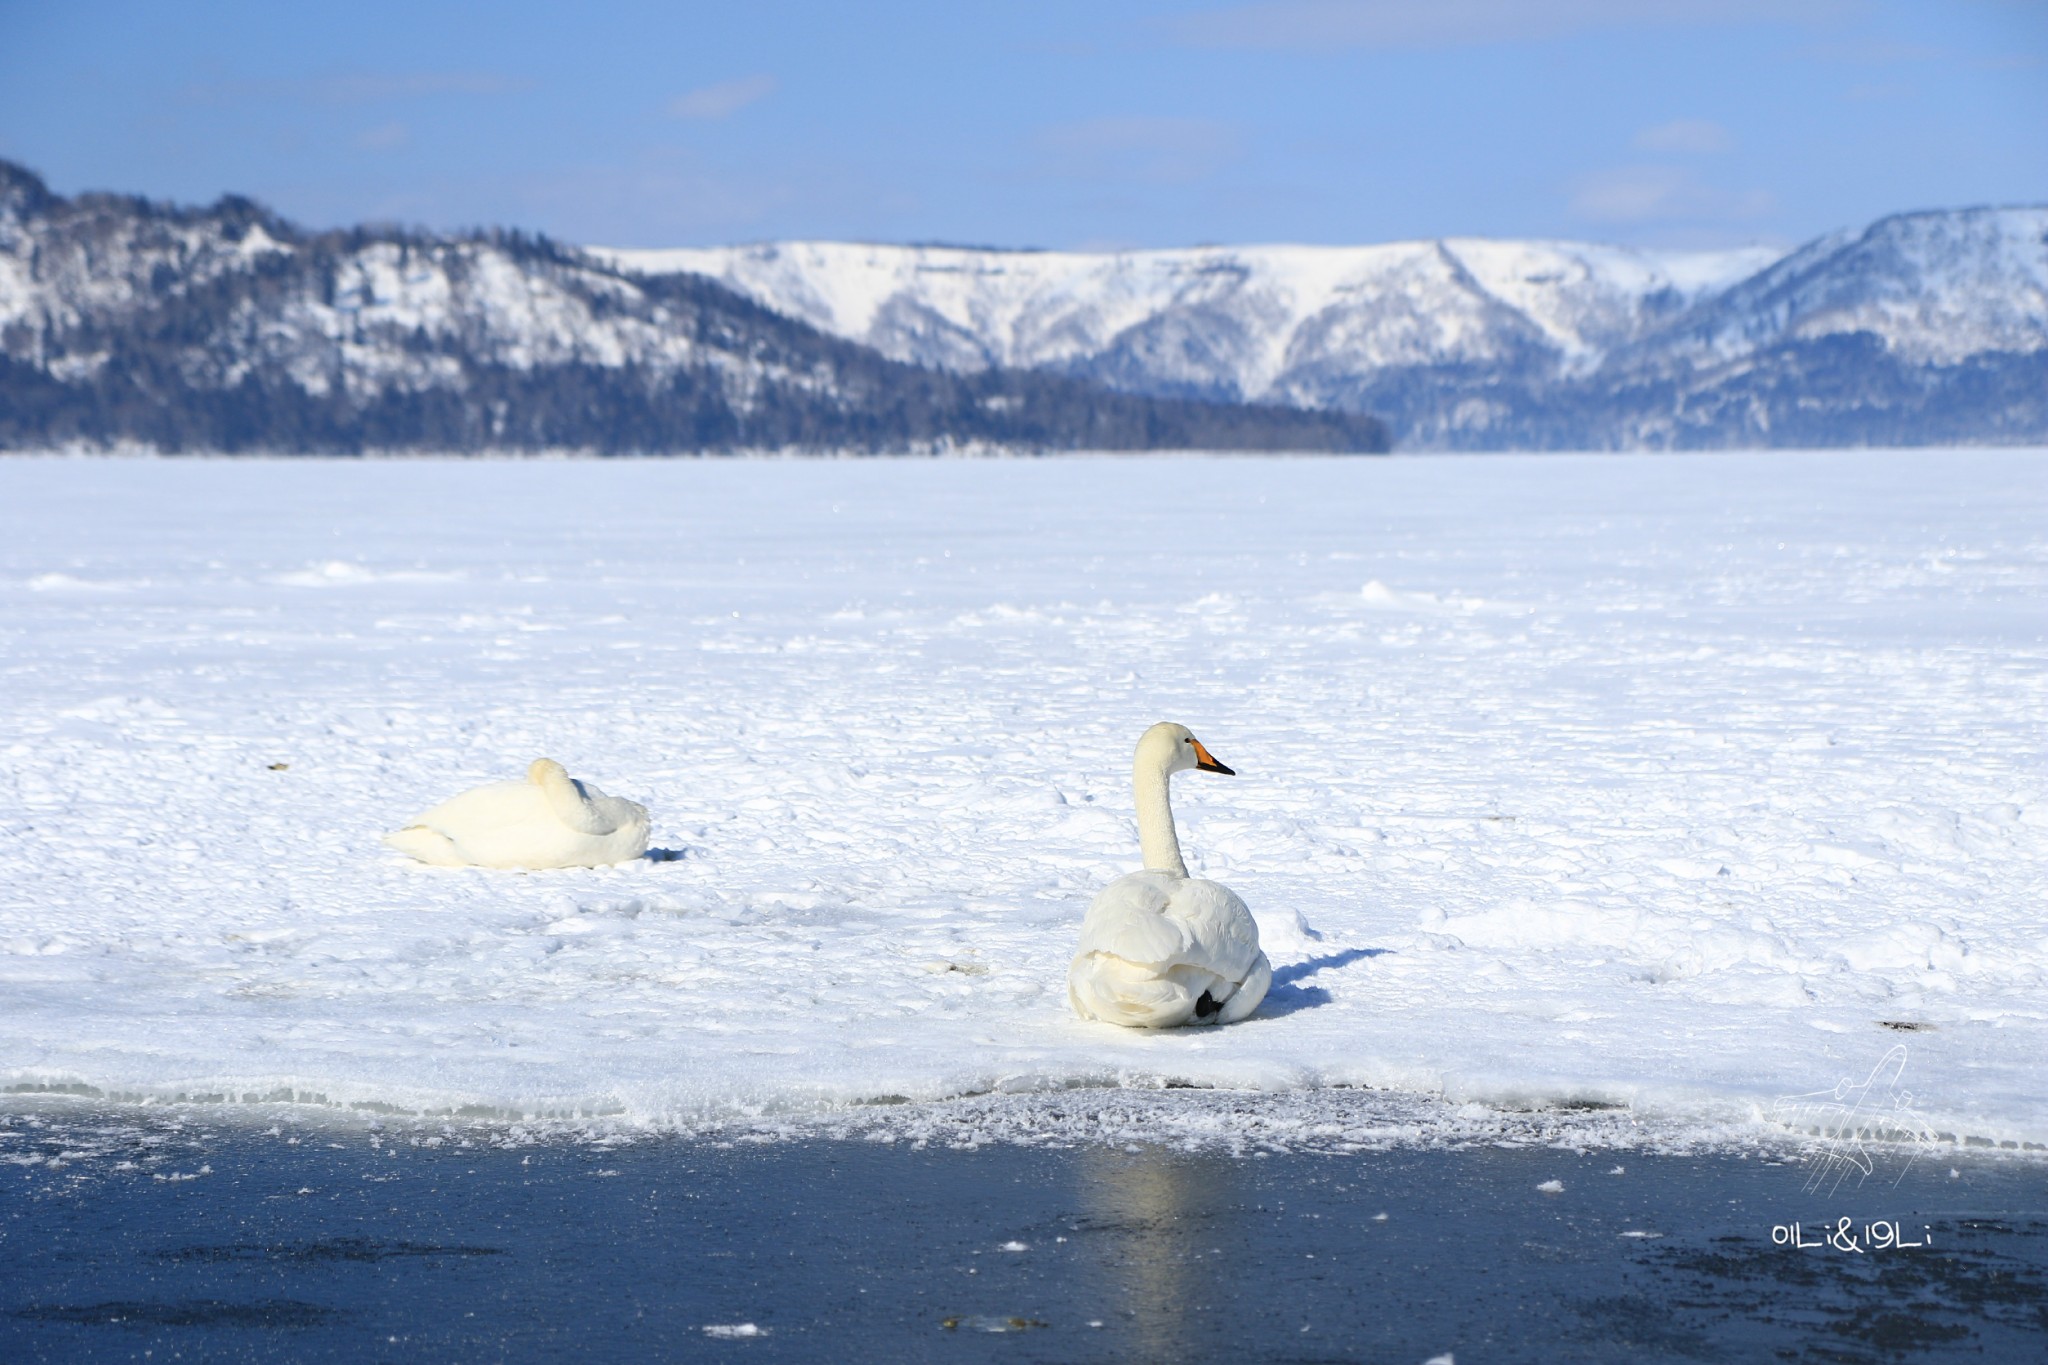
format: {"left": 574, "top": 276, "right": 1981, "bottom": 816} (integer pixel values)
{"left": 1174, "top": 0, "right": 1856, "bottom": 50}
{"left": 352, "top": 121, "right": 410, "bottom": 152}
{"left": 1569, "top": 165, "right": 1774, "bottom": 224}
{"left": 1031, "top": 117, "right": 1239, "bottom": 185}
{"left": 668, "top": 75, "right": 778, "bottom": 121}
{"left": 1631, "top": 119, "right": 1733, "bottom": 154}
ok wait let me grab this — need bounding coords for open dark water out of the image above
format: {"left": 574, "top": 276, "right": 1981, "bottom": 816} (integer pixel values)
{"left": 1, "top": 1109, "right": 2044, "bottom": 1364}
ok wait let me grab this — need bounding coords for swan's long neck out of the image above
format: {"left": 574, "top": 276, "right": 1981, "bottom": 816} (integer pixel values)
{"left": 532, "top": 758, "right": 609, "bottom": 835}
{"left": 1134, "top": 757, "right": 1186, "bottom": 878}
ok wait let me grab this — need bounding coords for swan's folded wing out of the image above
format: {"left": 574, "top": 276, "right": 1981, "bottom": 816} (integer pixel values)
{"left": 408, "top": 779, "right": 531, "bottom": 831}
{"left": 1076, "top": 873, "right": 1190, "bottom": 967}
{"left": 1069, "top": 954, "right": 1198, "bottom": 1027}
{"left": 383, "top": 825, "right": 467, "bottom": 866}
{"left": 1166, "top": 878, "right": 1265, "bottom": 980}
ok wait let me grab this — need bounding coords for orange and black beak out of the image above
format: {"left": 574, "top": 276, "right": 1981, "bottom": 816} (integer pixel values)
{"left": 1191, "top": 740, "right": 1235, "bottom": 776}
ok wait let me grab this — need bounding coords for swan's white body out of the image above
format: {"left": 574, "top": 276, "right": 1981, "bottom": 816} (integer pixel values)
{"left": 384, "top": 759, "right": 650, "bottom": 869}
{"left": 1068, "top": 724, "right": 1272, "bottom": 1028}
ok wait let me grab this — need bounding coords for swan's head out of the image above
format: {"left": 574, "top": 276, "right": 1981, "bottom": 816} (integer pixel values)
{"left": 1138, "top": 721, "right": 1235, "bottom": 778}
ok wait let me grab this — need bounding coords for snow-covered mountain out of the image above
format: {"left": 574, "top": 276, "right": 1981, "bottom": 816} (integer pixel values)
{"left": 598, "top": 209, "right": 2048, "bottom": 449}
{"left": 3, "top": 152, "right": 2039, "bottom": 453}
{"left": 0, "top": 161, "right": 1383, "bottom": 454}
{"left": 596, "top": 238, "right": 1778, "bottom": 393}
{"left": 1633, "top": 208, "right": 2048, "bottom": 370}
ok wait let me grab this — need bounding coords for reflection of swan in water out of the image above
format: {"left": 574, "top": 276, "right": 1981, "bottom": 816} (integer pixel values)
{"left": 1076, "top": 1146, "right": 1227, "bottom": 1353}
{"left": 1069, "top": 723, "right": 1271, "bottom": 1027}
{"left": 385, "top": 758, "right": 649, "bottom": 869}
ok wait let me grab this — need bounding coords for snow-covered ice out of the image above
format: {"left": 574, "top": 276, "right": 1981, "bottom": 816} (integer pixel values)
{"left": 0, "top": 450, "right": 2043, "bottom": 1151}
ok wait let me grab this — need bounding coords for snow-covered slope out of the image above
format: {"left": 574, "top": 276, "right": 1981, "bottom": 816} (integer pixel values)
{"left": 598, "top": 208, "right": 2048, "bottom": 449}
{"left": 0, "top": 161, "right": 1384, "bottom": 454}
{"left": 1626, "top": 207, "right": 2048, "bottom": 371}
{"left": 596, "top": 238, "right": 1781, "bottom": 398}
{"left": 1, "top": 211, "right": 710, "bottom": 397}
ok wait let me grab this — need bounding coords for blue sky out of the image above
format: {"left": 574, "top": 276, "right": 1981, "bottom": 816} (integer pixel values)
{"left": 1, "top": 1, "right": 2041, "bottom": 251}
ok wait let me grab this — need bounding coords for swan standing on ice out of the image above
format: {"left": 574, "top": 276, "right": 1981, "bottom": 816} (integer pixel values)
{"left": 384, "top": 758, "right": 650, "bottom": 869}
{"left": 1068, "top": 723, "right": 1272, "bottom": 1027}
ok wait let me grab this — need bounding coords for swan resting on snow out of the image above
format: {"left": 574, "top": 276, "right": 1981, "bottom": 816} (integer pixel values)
{"left": 385, "top": 758, "right": 650, "bottom": 869}
{"left": 1068, "top": 723, "right": 1272, "bottom": 1027}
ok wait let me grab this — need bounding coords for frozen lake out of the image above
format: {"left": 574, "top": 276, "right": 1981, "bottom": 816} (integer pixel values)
{"left": 1, "top": 450, "right": 2043, "bottom": 1151}
{"left": 5, "top": 1101, "right": 2044, "bottom": 1363}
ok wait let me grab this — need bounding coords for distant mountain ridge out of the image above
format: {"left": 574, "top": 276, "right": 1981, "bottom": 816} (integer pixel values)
{"left": 596, "top": 237, "right": 1781, "bottom": 391}
{"left": 0, "top": 161, "right": 1385, "bottom": 455}
{"left": 3, "top": 155, "right": 2040, "bottom": 453}
{"left": 599, "top": 207, "right": 2048, "bottom": 449}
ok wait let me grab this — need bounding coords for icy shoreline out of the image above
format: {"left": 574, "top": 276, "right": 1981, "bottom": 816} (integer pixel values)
{"left": 11, "top": 1088, "right": 2041, "bottom": 1167}
{"left": 3, "top": 450, "right": 2043, "bottom": 1147}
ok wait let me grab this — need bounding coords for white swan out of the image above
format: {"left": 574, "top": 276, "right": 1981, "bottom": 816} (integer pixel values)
{"left": 384, "top": 758, "right": 650, "bottom": 869}
{"left": 1068, "top": 723, "right": 1272, "bottom": 1028}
